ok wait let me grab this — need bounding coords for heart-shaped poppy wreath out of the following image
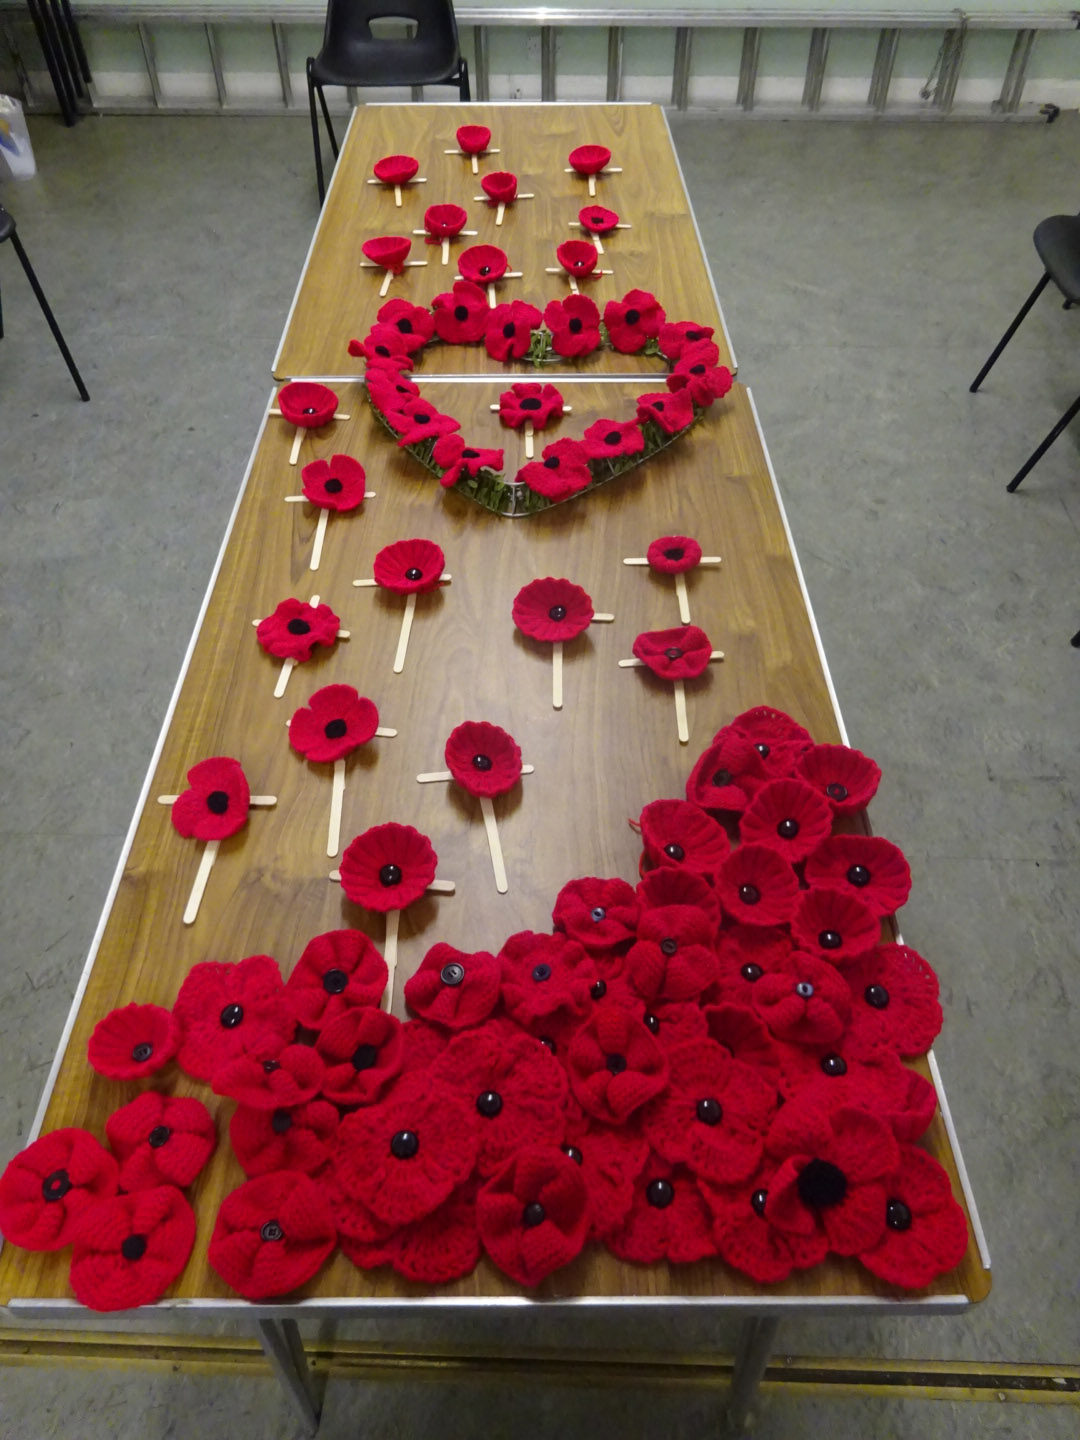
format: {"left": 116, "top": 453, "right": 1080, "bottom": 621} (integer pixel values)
{"left": 348, "top": 286, "right": 733, "bottom": 517}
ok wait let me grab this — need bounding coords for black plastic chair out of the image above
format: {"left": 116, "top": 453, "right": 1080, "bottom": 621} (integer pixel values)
{"left": 307, "top": 0, "right": 470, "bottom": 204}
{"left": 0, "top": 204, "right": 88, "bottom": 400}
{"left": 970, "top": 214, "right": 1079, "bottom": 492}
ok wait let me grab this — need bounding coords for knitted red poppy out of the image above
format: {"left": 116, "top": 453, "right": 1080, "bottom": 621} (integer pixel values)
{"left": 105, "top": 1092, "right": 215, "bottom": 1192}
{"left": 340, "top": 822, "right": 438, "bottom": 913}
{"left": 567, "top": 1005, "right": 668, "bottom": 1124}
{"left": 499, "top": 931, "right": 595, "bottom": 1031}
{"left": 173, "top": 955, "right": 294, "bottom": 1082}
{"left": 625, "top": 904, "right": 718, "bottom": 1003}
{"left": 713, "top": 925, "right": 793, "bottom": 1006}
{"left": 637, "top": 390, "right": 695, "bottom": 435}
{"left": 69, "top": 1185, "right": 195, "bottom": 1311}
{"left": 739, "top": 779, "right": 833, "bottom": 864}
{"left": 316, "top": 1005, "right": 404, "bottom": 1106}
{"left": 377, "top": 296, "right": 435, "bottom": 350}
{"left": 667, "top": 335, "right": 721, "bottom": 370}
{"left": 87, "top": 1003, "right": 179, "bottom": 1081}
{"left": 481, "top": 170, "right": 517, "bottom": 204}
{"left": 701, "top": 1161, "right": 828, "bottom": 1283}
{"left": 512, "top": 576, "right": 594, "bottom": 643}
{"left": 544, "top": 295, "right": 602, "bottom": 358}
{"left": 581, "top": 417, "right": 646, "bottom": 464}
{"left": 373, "top": 153, "right": 418, "bottom": 185}
{"left": 631, "top": 996, "right": 710, "bottom": 1052}
{"left": 776, "top": 1043, "right": 936, "bottom": 1143}
{"left": 485, "top": 301, "right": 543, "bottom": 362}
{"left": 355, "top": 324, "right": 415, "bottom": 367}
{"left": 703, "top": 1001, "right": 779, "bottom": 1079}
{"left": 632, "top": 624, "right": 713, "bottom": 680}
{"left": 843, "top": 943, "right": 942, "bottom": 1059}
{"left": 230, "top": 1098, "right": 339, "bottom": 1178}
{"left": 790, "top": 885, "right": 881, "bottom": 966}
{"left": 362, "top": 234, "right": 411, "bottom": 273}
{"left": 332, "top": 1073, "right": 478, "bottom": 1225}
{"left": 286, "top": 928, "right": 387, "bottom": 1031}
{"left": 667, "top": 355, "right": 732, "bottom": 409}
{"left": 423, "top": 203, "right": 468, "bottom": 242}
{"left": 658, "top": 319, "right": 716, "bottom": 361}
{"left": 403, "top": 943, "right": 500, "bottom": 1030}
{"left": 444, "top": 720, "right": 522, "bottom": 798}
{"left": 372, "top": 537, "right": 445, "bottom": 594}
{"left": 569, "top": 143, "right": 611, "bottom": 175}
{"left": 636, "top": 865, "right": 722, "bottom": 928}
{"left": 431, "top": 434, "right": 504, "bottom": 489}
{"left": 300, "top": 455, "right": 368, "bottom": 513}
{"left": 750, "top": 951, "right": 852, "bottom": 1047}
{"left": 170, "top": 756, "right": 250, "bottom": 842}
{"left": 804, "top": 835, "right": 912, "bottom": 919}
{"left": 556, "top": 239, "right": 599, "bottom": 278}
{"left": 209, "top": 1171, "right": 337, "bottom": 1299}
{"left": 477, "top": 1144, "right": 590, "bottom": 1287}
{"left": 364, "top": 366, "right": 420, "bottom": 412}
{"left": 605, "top": 1151, "right": 715, "bottom": 1264}
{"left": 645, "top": 536, "right": 702, "bottom": 574}
{"left": 400, "top": 1017, "right": 450, "bottom": 1072}
{"left": 579, "top": 204, "right": 619, "bottom": 234}
{"left": 0, "top": 1129, "right": 118, "bottom": 1251}
{"left": 552, "top": 876, "right": 639, "bottom": 956}
{"left": 605, "top": 290, "right": 666, "bottom": 353}
{"left": 857, "top": 1144, "right": 968, "bottom": 1287}
{"left": 727, "top": 705, "right": 812, "bottom": 777}
{"left": 343, "top": 1181, "right": 482, "bottom": 1284}
{"left": 288, "top": 685, "right": 378, "bottom": 765}
{"left": 392, "top": 397, "right": 461, "bottom": 448}
{"left": 212, "top": 1040, "right": 324, "bottom": 1111}
{"left": 716, "top": 844, "right": 799, "bottom": 927}
{"left": 499, "top": 381, "right": 565, "bottom": 431}
{"left": 432, "top": 280, "right": 489, "bottom": 343}
{"left": 639, "top": 798, "right": 730, "bottom": 876}
{"left": 459, "top": 243, "right": 508, "bottom": 285}
{"left": 457, "top": 123, "right": 491, "bottom": 154}
{"left": 796, "top": 742, "right": 882, "bottom": 813}
{"left": 519, "top": 439, "right": 594, "bottom": 502}
{"left": 277, "top": 381, "right": 338, "bottom": 428}
{"left": 256, "top": 598, "right": 341, "bottom": 663}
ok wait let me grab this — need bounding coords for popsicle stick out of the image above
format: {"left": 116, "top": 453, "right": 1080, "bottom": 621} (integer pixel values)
{"left": 394, "top": 184, "right": 402, "bottom": 206}
{"left": 379, "top": 270, "right": 393, "bottom": 297}
{"left": 618, "top": 657, "right": 644, "bottom": 668}
{"left": 289, "top": 428, "right": 304, "bottom": 465}
{"left": 393, "top": 592, "right": 417, "bottom": 674}
{"left": 441, "top": 236, "right": 450, "bottom": 265}
{"left": 326, "top": 758, "right": 346, "bottom": 857}
{"left": 591, "top": 613, "right": 615, "bottom": 623}
{"left": 183, "top": 840, "right": 219, "bottom": 926}
{"left": 552, "top": 641, "right": 563, "bottom": 710}
{"left": 674, "top": 681, "right": 689, "bottom": 744}
{"left": 569, "top": 276, "right": 580, "bottom": 295}
{"left": 471, "top": 154, "right": 478, "bottom": 174}
{"left": 588, "top": 175, "right": 596, "bottom": 196}
{"left": 496, "top": 202, "right": 505, "bottom": 226}
{"left": 274, "top": 656, "right": 298, "bottom": 698}
{"left": 427, "top": 878, "right": 457, "bottom": 893}
{"left": 271, "top": 410, "right": 350, "bottom": 421}
{"left": 405, "top": 261, "right": 428, "bottom": 268}
{"left": 700, "top": 556, "right": 723, "bottom": 565}
{"left": 375, "top": 726, "right": 398, "bottom": 738}
{"left": 367, "top": 176, "right": 427, "bottom": 186}
{"left": 592, "top": 234, "right": 604, "bottom": 256}
{"left": 711, "top": 651, "right": 725, "bottom": 660}
{"left": 487, "top": 283, "right": 497, "bottom": 308}
{"left": 623, "top": 557, "right": 650, "bottom": 565}
{"left": 416, "top": 769, "right": 453, "bottom": 783}
{"left": 310, "top": 507, "right": 330, "bottom": 572}
{"left": 354, "top": 574, "right": 452, "bottom": 589}
{"left": 675, "top": 572, "right": 691, "bottom": 623}
{"left": 286, "top": 491, "right": 376, "bottom": 504}
{"left": 524, "top": 420, "right": 534, "bottom": 459}
{"left": 382, "top": 908, "right": 400, "bottom": 1011}
{"left": 480, "top": 795, "right": 508, "bottom": 893}
{"left": 158, "top": 794, "right": 276, "bottom": 807}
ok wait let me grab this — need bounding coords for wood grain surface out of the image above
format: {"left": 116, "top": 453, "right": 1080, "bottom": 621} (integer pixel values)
{"left": 274, "top": 104, "right": 735, "bottom": 380}
{"left": 0, "top": 379, "right": 989, "bottom": 1308}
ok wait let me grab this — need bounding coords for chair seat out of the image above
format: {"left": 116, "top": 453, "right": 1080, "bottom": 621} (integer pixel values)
{"left": 310, "top": 44, "right": 459, "bottom": 90}
{"left": 1034, "top": 215, "right": 1080, "bottom": 304}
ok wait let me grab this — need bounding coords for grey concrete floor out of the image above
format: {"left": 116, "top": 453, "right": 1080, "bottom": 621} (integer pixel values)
{"left": 0, "top": 110, "right": 1078, "bottom": 1437}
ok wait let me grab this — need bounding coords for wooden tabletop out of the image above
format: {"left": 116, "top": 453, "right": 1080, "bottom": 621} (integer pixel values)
{"left": 273, "top": 104, "right": 736, "bottom": 381}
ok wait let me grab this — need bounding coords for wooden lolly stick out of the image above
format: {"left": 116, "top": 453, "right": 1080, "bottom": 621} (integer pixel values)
{"left": 552, "top": 641, "right": 563, "bottom": 710}
{"left": 487, "top": 283, "right": 497, "bottom": 309}
{"left": 289, "top": 428, "right": 304, "bottom": 466}
{"left": 405, "top": 260, "right": 428, "bottom": 268}
{"left": 274, "top": 656, "right": 298, "bottom": 698}
{"left": 183, "top": 840, "right": 219, "bottom": 926}
{"left": 471, "top": 153, "right": 478, "bottom": 174}
{"left": 441, "top": 236, "right": 450, "bottom": 265}
{"left": 157, "top": 794, "right": 276, "bottom": 806}
{"left": 588, "top": 174, "right": 596, "bottom": 196}
{"left": 622, "top": 557, "right": 649, "bottom": 565}
{"left": 592, "top": 233, "right": 604, "bottom": 256}
{"left": 375, "top": 726, "right": 398, "bottom": 738}
{"left": 591, "top": 613, "right": 615, "bottom": 623}
{"left": 382, "top": 908, "right": 400, "bottom": 1011}
{"left": 675, "top": 572, "right": 691, "bottom": 624}
{"left": 569, "top": 276, "right": 579, "bottom": 295}
{"left": 618, "top": 657, "right": 643, "bottom": 668}
{"left": 480, "top": 795, "right": 508, "bottom": 894}
{"left": 427, "top": 878, "right": 457, "bottom": 893}
{"left": 367, "top": 176, "right": 427, "bottom": 186}
{"left": 379, "top": 269, "right": 393, "bottom": 297}
{"left": 327, "top": 757, "right": 346, "bottom": 857}
{"left": 524, "top": 420, "right": 534, "bottom": 459}
{"left": 711, "top": 650, "right": 725, "bottom": 660}
{"left": 674, "top": 681, "right": 689, "bottom": 744}
{"left": 271, "top": 410, "right": 351, "bottom": 421}
{"left": 393, "top": 592, "right": 417, "bottom": 674}
{"left": 417, "top": 769, "right": 453, "bottom": 783}
{"left": 700, "top": 556, "right": 723, "bottom": 565}
{"left": 310, "top": 507, "right": 330, "bottom": 572}
{"left": 495, "top": 202, "right": 505, "bottom": 226}
{"left": 394, "top": 184, "right": 402, "bottom": 206}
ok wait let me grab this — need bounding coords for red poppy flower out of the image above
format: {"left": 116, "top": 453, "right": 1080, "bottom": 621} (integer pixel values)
{"left": 230, "top": 1097, "right": 338, "bottom": 1179}
{"left": 727, "top": 705, "right": 813, "bottom": 777}
{"left": 553, "top": 877, "right": 639, "bottom": 955}
{"left": 668, "top": 358, "right": 733, "bottom": 409}
{"left": 636, "top": 389, "right": 696, "bottom": 436}
{"left": 339, "top": 822, "right": 438, "bottom": 913}
{"left": 750, "top": 951, "right": 852, "bottom": 1047}
{"left": 377, "top": 296, "right": 434, "bottom": 350}
{"left": 481, "top": 170, "right": 517, "bottom": 204}
{"left": 485, "top": 300, "right": 542, "bottom": 362}
{"left": 686, "top": 732, "right": 767, "bottom": 815}
{"left": 277, "top": 381, "right": 338, "bottom": 428}
{"left": 342, "top": 1181, "right": 482, "bottom": 1283}
{"left": 391, "top": 396, "right": 461, "bottom": 448}
{"left": 300, "top": 454, "right": 367, "bottom": 514}
{"left": 499, "top": 931, "right": 595, "bottom": 1031}
{"left": 605, "top": 290, "right": 666, "bottom": 353}
{"left": 556, "top": 239, "right": 598, "bottom": 278}
{"left": 209, "top": 1171, "right": 337, "bottom": 1299}
{"left": 499, "top": 382, "right": 564, "bottom": 431}
{"left": 431, "top": 433, "right": 504, "bottom": 488}
{"left": 170, "top": 756, "right": 250, "bottom": 842}
{"left": 791, "top": 885, "right": 881, "bottom": 966}
{"left": 636, "top": 865, "right": 722, "bottom": 927}
{"left": 315, "top": 1005, "right": 404, "bottom": 1105}
{"left": 560, "top": 1111, "right": 649, "bottom": 1239}
{"left": 88, "top": 1003, "right": 179, "bottom": 1081}
{"left": 0, "top": 1129, "right": 118, "bottom": 1251}
{"left": 364, "top": 365, "right": 421, "bottom": 411}
{"left": 703, "top": 1001, "right": 779, "bottom": 1076}
{"left": 567, "top": 1005, "right": 668, "bottom": 1124}
{"left": 579, "top": 204, "right": 619, "bottom": 235}
{"left": 605, "top": 1151, "right": 715, "bottom": 1264}
{"left": 775, "top": 1041, "right": 934, "bottom": 1138}
{"left": 477, "top": 1144, "right": 589, "bottom": 1287}
{"left": 372, "top": 537, "right": 446, "bottom": 594}
{"left": 285, "top": 928, "right": 388, "bottom": 1031}
{"left": 581, "top": 418, "right": 645, "bottom": 462}
{"left": 665, "top": 334, "right": 721, "bottom": 372}
{"left": 423, "top": 202, "right": 467, "bottom": 242}
{"left": 512, "top": 576, "right": 594, "bottom": 643}
{"left": 288, "top": 685, "right": 378, "bottom": 767}
{"left": 457, "top": 123, "right": 491, "bottom": 154}
{"left": 639, "top": 798, "right": 730, "bottom": 875}
{"left": 212, "top": 1040, "right": 324, "bottom": 1111}
{"left": 804, "top": 834, "right": 911, "bottom": 920}
{"left": 842, "top": 943, "right": 942, "bottom": 1059}
{"left": 625, "top": 904, "right": 718, "bottom": 1003}
{"left": 716, "top": 843, "right": 799, "bottom": 927}
{"left": 796, "top": 742, "right": 882, "bottom": 813}
{"left": 373, "top": 153, "right": 418, "bottom": 185}
{"left": 403, "top": 942, "right": 501, "bottom": 1030}
{"left": 544, "top": 295, "right": 601, "bottom": 358}
{"left": 632, "top": 625, "right": 713, "bottom": 681}
{"left": 399, "top": 1017, "right": 450, "bottom": 1073}
{"left": 69, "top": 1185, "right": 195, "bottom": 1311}
{"left": 712, "top": 926, "right": 793, "bottom": 1006}
{"left": 256, "top": 597, "right": 341, "bottom": 664}
{"left": 857, "top": 1145, "right": 969, "bottom": 1288}
{"left": 459, "top": 243, "right": 507, "bottom": 285}
{"left": 701, "top": 1161, "right": 828, "bottom": 1283}
{"left": 518, "top": 438, "right": 593, "bottom": 502}
{"left": 739, "top": 778, "right": 834, "bottom": 864}
{"left": 105, "top": 1091, "right": 216, "bottom": 1192}
{"left": 644, "top": 535, "right": 701, "bottom": 574}
{"left": 173, "top": 954, "right": 293, "bottom": 1082}
{"left": 658, "top": 319, "right": 717, "bottom": 362}
{"left": 362, "top": 234, "right": 411, "bottom": 273}
{"left": 354, "top": 323, "right": 415, "bottom": 368}
{"left": 444, "top": 720, "right": 522, "bottom": 798}
{"left": 432, "top": 280, "right": 488, "bottom": 344}
{"left": 568, "top": 144, "right": 611, "bottom": 176}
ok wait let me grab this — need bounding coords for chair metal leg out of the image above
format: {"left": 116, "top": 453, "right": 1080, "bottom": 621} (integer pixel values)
{"left": 721, "top": 1314, "right": 779, "bottom": 1437}
{"left": 1071, "top": 627, "right": 1080, "bottom": 647}
{"left": 970, "top": 271, "right": 1050, "bottom": 392}
{"left": 256, "top": 1318, "right": 321, "bottom": 1437}
{"left": 318, "top": 85, "right": 339, "bottom": 160}
{"left": 8, "top": 230, "right": 89, "bottom": 400}
{"left": 306, "top": 61, "right": 325, "bottom": 204}
{"left": 1006, "top": 388, "right": 1080, "bottom": 491}
{"left": 459, "top": 56, "right": 471, "bottom": 101}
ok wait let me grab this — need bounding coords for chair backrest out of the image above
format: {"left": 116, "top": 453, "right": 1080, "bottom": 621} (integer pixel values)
{"left": 317, "top": 0, "right": 460, "bottom": 84}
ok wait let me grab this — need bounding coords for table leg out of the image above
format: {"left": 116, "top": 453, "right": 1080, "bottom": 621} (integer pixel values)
{"left": 256, "top": 1318, "right": 322, "bottom": 1437}
{"left": 721, "top": 1314, "right": 779, "bottom": 1438}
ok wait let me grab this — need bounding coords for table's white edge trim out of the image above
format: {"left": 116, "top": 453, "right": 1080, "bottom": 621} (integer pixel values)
{"left": 279, "top": 373, "right": 700, "bottom": 385}
{"left": 926, "top": 1048, "right": 992, "bottom": 1273}
{"left": 365, "top": 101, "right": 653, "bottom": 107}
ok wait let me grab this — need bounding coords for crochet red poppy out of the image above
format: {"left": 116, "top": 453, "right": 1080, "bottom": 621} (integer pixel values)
{"left": 288, "top": 685, "right": 378, "bottom": 766}
{"left": 377, "top": 296, "right": 435, "bottom": 350}
{"left": 315, "top": 1005, "right": 404, "bottom": 1105}
{"left": 423, "top": 203, "right": 467, "bottom": 241}
{"left": 512, "top": 576, "right": 594, "bottom": 643}
{"left": 300, "top": 455, "right": 368, "bottom": 513}
{"left": 645, "top": 535, "right": 702, "bottom": 574}
{"left": 804, "top": 835, "right": 912, "bottom": 919}
{"left": 739, "top": 778, "right": 834, "bottom": 864}
{"left": 372, "top": 537, "right": 445, "bottom": 594}
{"left": 636, "top": 865, "right": 722, "bottom": 928}
{"left": 716, "top": 844, "right": 800, "bottom": 927}
{"left": 791, "top": 885, "right": 881, "bottom": 966}
{"left": 277, "top": 381, "right": 338, "bottom": 428}
{"left": 477, "top": 1144, "right": 590, "bottom": 1287}
{"left": 625, "top": 904, "right": 718, "bottom": 1003}
{"left": 459, "top": 243, "right": 508, "bottom": 285}
{"left": 403, "top": 942, "right": 501, "bottom": 1030}
{"left": 286, "top": 928, "right": 388, "bottom": 1031}
{"left": 701, "top": 1161, "right": 828, "bottom": 1283}
{"left": 499, "top": 931, "right": 595, "bottom": 1031}
{"left": 0, "top": 1129, "right": 118, "bottom": 1251}
{"left": 362, "top": 235, "right": 411, "bottom": 273}
{"left": 581, "top": 418, "right": 645, "bottom": 462}
{"left": 632, "top": 624, "right": 713, "bottom": 680}
{"left": 364, "top": 366, "right": 420, "bottom": 411}
{"left": 552, "top": 877, "right": 639, "bottom": 955}
{"left": 400, "top": 1017, "right": 450, "bottom": 1073}
{"left": 667, "top": 334, "right": 721, "bottom": 370}
{"left": 373, "top": 153, "right": 418, "bottom": 185}
{"left": 843, "top": 943, "right": 942, "bottom": 1059}
{"left": 340, "top": 822, "right": 438, "bottom": 913}
{"left": 432, "top": 280, "right": 488, "bottom": 343}
{"left": 485, "top": 300, "right": 543, "bottom": 362}
{"left": 560, "top": 1112, "right": 649, "bottom": 1239}
{"left": 481, "top": 170, "right": 517, "bottom": 204}
{"left": 858, "top": 1144, "right": 969, "bottom": 1288}
{"left": 519, "top": 438, "right": 593, "bottom": 502}
{"left": 457, "top": 123, "right": 491, "bottom": 154}
{"left": 750, "top": 951, "right": 853, "bottom": 1047}
{"left": 796, "top": 742, "right": 882, "bottom": 813}
{"left": 87, "top": 1003, "right": 179, "bottom": 1081}
{"left": 544, "top": 295, "right": 602, "bottom": 358}
{"left": 173, "top": 955, "right": 294, "bottom": 1082}
{"left": 431, "top": 434, "right": 504, "bottom": 488}
{"left": 105, "top": 1092, "right": 214, "bottom": 1195}
{"left": 69, "top": 1185, "right": 195, "bottom": 1311}
{"left": 638, "top": 798, "right": 730, "bottom": 875}
{"left": 635, "top": 997, "right": 710, "bottom": 1053}
{"left": 355, "top": 324, "right": 414, "bottom": 367}
{"left": 170, "top": 756, "right": 250, "bottom": 842}
{"left": 569, "top": 143, "right": 611, "bottom": 176}
{"left": 712, "top": 925, "right": 793, "bottom": 1006}
{"left": 727, "top": 705, "right": 813, "bottom": 776}
{"left": 658, "top": 319, "right": 716, "bottom": 361}
{"left": 230, "top": 1099, "right": 339, "bottom": 1178}
{"left": 208, "top": 1171, "right": 337, "bottom": 1299}
{"left": 391, "top": 396, "right": 461, "bottom": 448}
{"left": 444, "top": 720, "right": 522, "bottom": 798}
{"left": 605, "top": 1151, "right": 715, "bottom": 1264}
{"left": 636, "top": 388, "right": 696, "bottom": 435}
{"left": 776, "top": 1044, "right": 936, "bottom": 1143}
{"left": 567, "top": 1005, "right": 668, "bottom": 1124}
{"left": 667, "top": 355, "right": 733, "bottom": 409}
{"left": 579, "top": 204, "right": 619, "bottom": 235}
{"left": 605, "top": 290, "right": 666, "bottom": 353}
{"left": 342, "top": 1181, "right": 482, "bottom": 1284}
{"left": 499, "top": 382, "right": 564, "bottom": 431}
{"left": 332, "top": 1073, "right": 478, "bottom": 1225}
{"left": 556, "top": 239, "right": 599, "bottom": 278}
{"left": 212, "top": 1041, "right": 324, "bottom": 1111}
{"left": 703, "top": 1001, "right": 779, "bottom": 1079}
{"left": 256, "top": 597, "right": 341, "bottom": 663}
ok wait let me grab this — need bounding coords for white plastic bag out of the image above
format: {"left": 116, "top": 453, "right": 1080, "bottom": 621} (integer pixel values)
{"left": 0, "top": 95, "right": 36, "bottom": 179}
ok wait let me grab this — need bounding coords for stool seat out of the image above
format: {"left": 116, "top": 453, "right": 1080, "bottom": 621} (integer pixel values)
{"left": 1033, "top": 215, "right": 1080, "bottom": 304}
